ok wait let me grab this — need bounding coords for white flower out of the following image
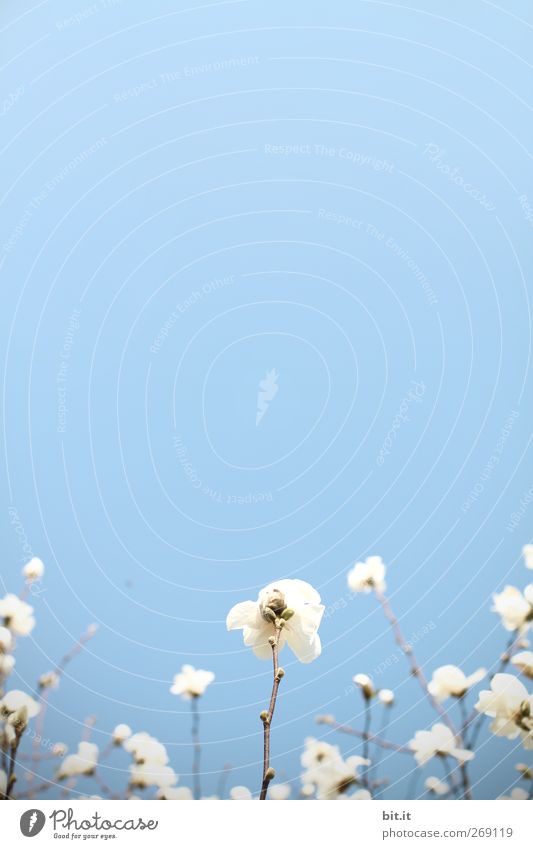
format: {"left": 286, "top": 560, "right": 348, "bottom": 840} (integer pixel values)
{"left": 129, "top": 763, "right": 177, "bottom": 789}
{"left": 425, "top": 776, "right": 449, "bottom": 795}
{"left": 499, "top": 787, "right": 528, "bottom": 800}
{"left": 0, "top": 594, "right": 35, "bottom": 636}
{"left": 158, "top": 786, "right": 192, "bottom": 800}
{"left": 112, "top": 724, "right": 132, "bottom": 744}
{"left": 229, "top": 785, "right": 253, "bottom": 800}
{"left": 511, "top": 651, "right": 533, "bottom": 679}
{"left": 269, "top": 782, "right": 291, "bottom": 800}
{"left": 52, "top": 743, "right": 67, "bottom": 757}
{"left": 226, "top": 579, "right": 324, "bottom": 663}
{"left": 301, "top": 737, "right": 370, "bottom": 800}
{"left": 523, "top": 545, "right": 533, "bottom": 570}
{"left": 38, "top": 671, "right": 60, "bottom": 690}
{"left": 475, "top": 673, "right": 533, "bottom": 749}
{"left": 378, "top": 688, "right": 395, "bottom": 706}
{"left": 409, "top": 723, "right": 474, "bottom": 766}
{"left": 0, "top": 769, "right": 6, "bottom": 797}
{"left": 353, "top": 673, "right": 375, "bottom": 699}
{"left": 300, "top": 783, "right": 315, "bottom": 797}
{"left": 0, "top": 655, "right": 15, "bottom": 677}
{"left": 0, "top": 626, "right": 13, "bottom": 652}
{"left": 0, "top": 690, "right": 40, "bottom": 718}
{"left": 347, "top": 556, "right": 386, "bottom": 594}
{"left": 124, "top": 732, "right": 168, "bottom": 764}
{"left": 427, "top": 665, "right": 486, "bottom": 702}
{"left": 170, "top": 665, "right": 215, "bottom": 699}
{"left": 22, "top": 557, "right": 44, "bottom": 582}
{"left": 57, "top": 742, "right": 99, "bottom": 779}
{"left": 492, "top": 585, "right": 533, "bottom": 632}
{"left": 348, "top": 788, "right": 372, "bottom": 800}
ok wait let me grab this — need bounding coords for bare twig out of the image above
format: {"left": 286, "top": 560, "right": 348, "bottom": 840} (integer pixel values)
{"left": 324, "top": 719, "right": 411, "bottom": 753}
{"left": 191, "top": 697, "right": 202, "bottom": 800}
{"left": 259, "top": 622, "right": 284, "bottom": 800}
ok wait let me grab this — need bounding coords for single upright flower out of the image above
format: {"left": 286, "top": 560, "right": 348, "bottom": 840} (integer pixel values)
{"left": 170, "top": 665, "right": 215, "bottom": 699}
{"left": 427, "top": 664, "right": 486, "bottom": 702}
{"left": 425, "top": 776, "right": 450, "bottom": 796}
{"left": 226, "top": 579, "right": 324, "bottom": 663}
{"left": 38, "top": 671, "right": 60, "bottom": 691}
{"left": 511, "top": 651, "right": 533, "bottom": 679}
{"left": 475, "top": 673, "right": 533, "bottom": 749}
{"left": 353, "top": 673, "right": 375, "bottom": 700}
{"left": 492, "top": 585, "right": 533, "bottom": 633}
{"left": 0, "top": 594, "right": 35, "bottom": 636}
{"left": 409, "top": 723, "right": 474, "bottom": 766}
{"left": 230, "top": 785, "right": 253, "bottom": 800}
{"left": 22, "top": 557, "right": 44, "bottom": 582}
{"left": 522, "top": 545, "right": 533, "bottom": 570}
{"left": 112, "top": 724, "right": 132, "bottom": 745}
{"left": 124, "top": 733, "right": 168, "bottom": 764}
{"left": 378, "top": 688, "right": 395, "bottom": 706}
{"left": 347, "top": 556, "right": 386, "bottom": 594}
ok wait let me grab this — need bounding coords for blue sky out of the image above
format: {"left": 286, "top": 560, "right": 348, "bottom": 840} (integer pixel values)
{"left": 1, "top": 0, "right": 533, "bottom": 800}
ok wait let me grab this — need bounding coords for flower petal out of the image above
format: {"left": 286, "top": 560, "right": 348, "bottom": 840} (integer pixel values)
{"left": 226, "top": 601, "right": 258, "bottom": 631}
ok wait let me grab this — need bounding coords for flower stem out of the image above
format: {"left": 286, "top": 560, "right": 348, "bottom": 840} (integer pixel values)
{"left": 260, "top": 622, "right": 283, "bottom": 800}
{"left": 325, "top": 718, "right": 411, "bottom": 753}
{"left": 361, "top": 701, "right": 372, "bottom": 790}
{"left": 191, "top": 696, "right": 202, "bottom": 801}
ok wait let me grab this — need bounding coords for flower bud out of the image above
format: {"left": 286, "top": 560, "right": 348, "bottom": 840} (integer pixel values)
{"left": 260, "top": 711, "right": 268, "bottom": 721}
{"left": 262, "top": 607, "right": 277, "bottom": 623}
{"left": 520, "top": 700, "right": 531, "bottom": 717}
{"left": 9, "top": 705, "right": 28, "bottom": 734}
{"left": 276, "top": 667, "right": 285, "bottom": 679}
{"left": 264, "top": 767, "right": 275, "bottom": 781}
{"left": 281, "top": 608, "right": 295, "bottom": 621}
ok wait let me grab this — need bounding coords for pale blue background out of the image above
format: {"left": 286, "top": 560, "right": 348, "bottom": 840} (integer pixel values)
{"left": 1, "top": 0, "right": 533, "bottom": 800}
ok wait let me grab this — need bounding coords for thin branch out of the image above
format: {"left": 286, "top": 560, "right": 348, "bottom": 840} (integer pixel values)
{"left": 191, "top": 697, "right": 202, "bottom": 801}
{"left": 324, "top": 719, "right": 411, "bottom": 753}
{"left": 259, "top": 622, "right": 284, "bottom": 800}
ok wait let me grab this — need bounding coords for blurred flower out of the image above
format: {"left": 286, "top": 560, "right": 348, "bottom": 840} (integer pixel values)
{"left": 409, "top": 723, "right": 474, "bottom": 765}
{"left": 301, "top": 737, "right": 370, "bottom": 800}
{"left": 348, "top": 788, "right": 372, "bottom": 800}
{"left": 0, "top": 626, "right": 13, "bottom": 652}
{"left": 0, "top": 594, "right": 35, "bottom": 636}
{"left": 475, "top": 673, "right": 533, "bottom": 749}
{"left": 492, "top": 586, "right": 533, "bottom": 633}
{"left": 378, "top": 688, "right": 395, "bottom": 706}
{"left": 57, "top": 742, "right": 99, "bottom": 779}
{"left": 0, "top": 655, "right": 15, "bottom": 677}
{"left": 38, "top": 671, "right": 60, "bottom": 691}
{"left": 158, "top": 786, "right": 192, "bottom": 800}
{"left": 0, "top": 769, "right": 6, "bottom": 797}
{"left": 112, "top": 724, "right": 132, "bottom": 745}
{"left": 347, "top": 556, "right": 386, "bottom": 594}
{"left": 353, "top": 673, "right": 375, "bottom": 700}
{"left": 0, "top": 690, "right": 40, "bottom": 719}
{"left": 226, "top": 579, "right": 324, "bottom": 663}
{"left": 269, "top": 782, "right": 291, "bottom": 800}
{"left": 511, "top": 651, "right": 533, "bottom": 679}
{"left": 170, "top": 665, "right": 215, "bottom": 700}
{"left": 300, "top": 783, "right": 315, "bottom": 797}
{"left": 522, "top": 545, "right": 533, "bottom": 570}
{"left": 22, "top": 557, "right": 44, "bottom": 582}
{"left": 52, "top": 743, "right": 67, "bottom": 757}
{"left": 124, "top": 732, "right": 168, "bottom": 764}
{"left": 428, "top": 665, "right": 486, "bottom": 702}
{"left": 499, "top": 787, "right": 528, "bottom": 800}
{"left": 425, "top": 776, "right": 450, "bottom": 795}
{"left": 129, "top": 763, "right": 177, "bottom": 789}
{"left": 229, "top": 785, "right": 253, "bottom": 800}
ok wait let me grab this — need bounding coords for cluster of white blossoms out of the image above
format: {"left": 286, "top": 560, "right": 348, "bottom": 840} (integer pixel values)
{"left": 475, "top": 675, "right": 533, "bottom": 749}
{"left": 57, "top": 742, "right": 99, "bottom": 780}
{"left": 170, "top": 665, "right": 215, "bottom": 699}
{"left": 300, "top": 738, "right": 371, "bottom": 800}
{"left": 0, "top": 594, "right": 35, "bottom": 637}
{"left": 227, "top": 579, "right": 324, "bottom": 662}
{"left": 123, "top": 732, "right": 178, "bottom": 791}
